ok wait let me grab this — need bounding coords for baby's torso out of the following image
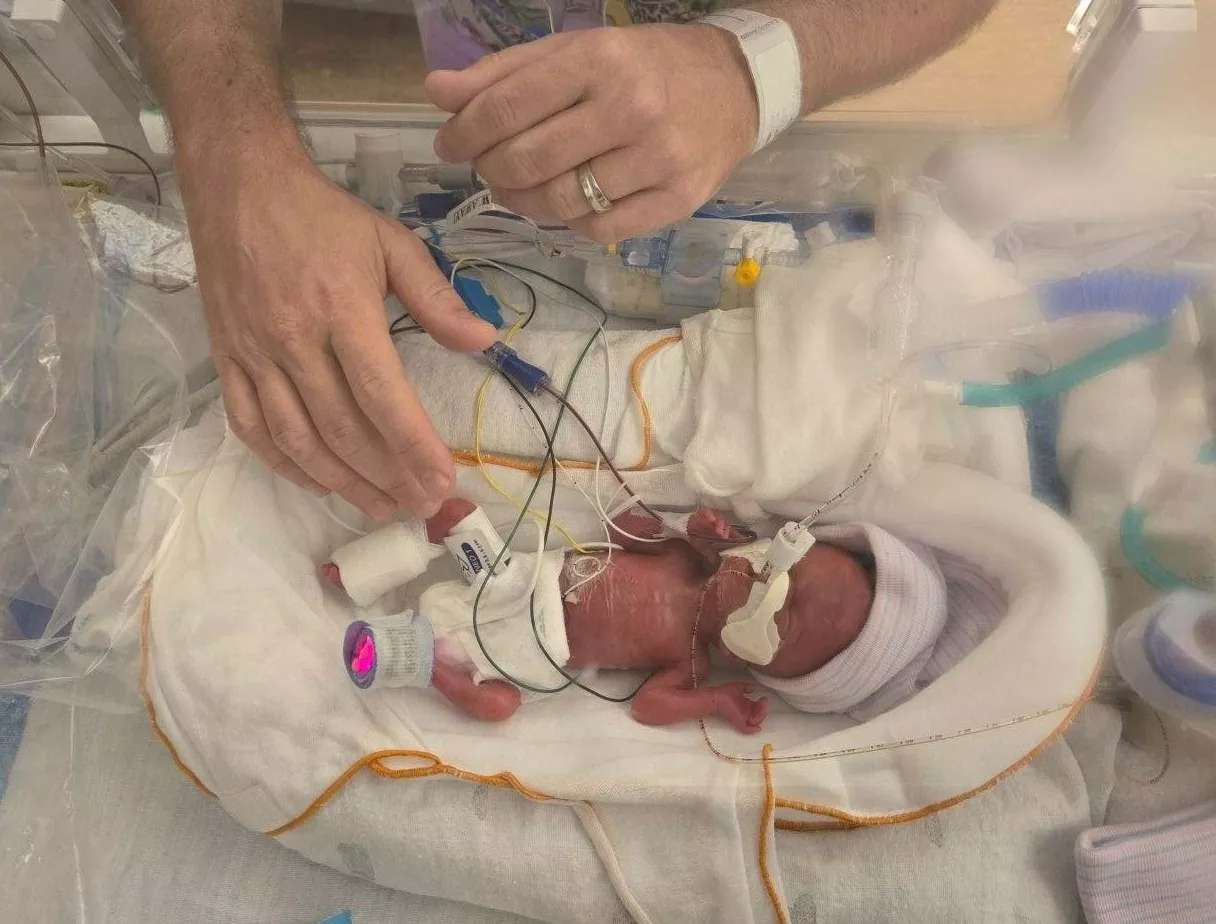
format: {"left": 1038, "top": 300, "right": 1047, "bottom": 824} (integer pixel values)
{"left": 560, "top": 546, "right": 706, "bottom": 671}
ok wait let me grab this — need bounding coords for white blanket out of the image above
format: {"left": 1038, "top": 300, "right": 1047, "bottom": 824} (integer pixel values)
{"left": 0, "top": 697, "right": 1123, "bottom": 924}
{"left": 401, "top": 242, "right": 957, "bottom": 513}
{"left": 64, "top": 230, "right": 1106, "bottom": 924}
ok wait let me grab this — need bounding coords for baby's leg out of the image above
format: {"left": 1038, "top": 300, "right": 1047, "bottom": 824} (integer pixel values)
{"left": 630, "top": 665, "right": 769, "bottom": 734}
{"left": 432, "top": 659, "right": 522, "bottom": 722}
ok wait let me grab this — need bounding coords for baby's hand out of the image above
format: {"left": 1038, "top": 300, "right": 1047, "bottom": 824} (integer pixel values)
{"left": 714, "top": 682, "right": 769, "bottom": 735}
{"left": 688, "top": 507, "right": 737, "bottom": 541}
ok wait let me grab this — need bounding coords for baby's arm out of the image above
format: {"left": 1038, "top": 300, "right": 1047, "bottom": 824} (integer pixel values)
{"left": 608, "top": 506, "right": 752, "bottom": 561}
{"left": 322, "top": 498, "right": 480, "bottom": 599}
{"left": 630, "top": 660, "right": 769, "bottom": 735}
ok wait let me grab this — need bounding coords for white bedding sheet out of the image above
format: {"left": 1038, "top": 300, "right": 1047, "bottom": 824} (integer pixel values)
{"left": 0, "top": 697, "right": 1124, "bottom": 924}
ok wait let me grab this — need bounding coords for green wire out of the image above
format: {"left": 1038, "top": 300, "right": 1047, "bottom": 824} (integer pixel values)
{"left": 468, "top": 282, "right": 606, "bottom": 694}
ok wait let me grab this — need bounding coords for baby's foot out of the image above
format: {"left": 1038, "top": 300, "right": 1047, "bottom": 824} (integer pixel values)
{"left": 715, "top": 683, "right": 769, "bottom": 735}
{"left": 320, "top": 562, "right": 344, "bottom": 590}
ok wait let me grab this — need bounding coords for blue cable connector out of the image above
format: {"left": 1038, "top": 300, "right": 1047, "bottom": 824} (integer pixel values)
{"left": 483, "top": 342, "right": 551, "bottom": 394}
{"left": 426, "top": 243, "right": 505, "bottom": 328}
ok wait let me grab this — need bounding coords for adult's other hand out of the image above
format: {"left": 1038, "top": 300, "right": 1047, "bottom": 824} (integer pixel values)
{"left": 186, "top": 147, "right": 496, "bottom": 521}
{"left": 426, "top": 25, "right": 757, "bottom": 243}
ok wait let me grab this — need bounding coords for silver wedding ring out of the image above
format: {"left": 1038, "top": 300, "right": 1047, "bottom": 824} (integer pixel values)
{"left": 577, "top": 162, "right": 613, "bottom": 215}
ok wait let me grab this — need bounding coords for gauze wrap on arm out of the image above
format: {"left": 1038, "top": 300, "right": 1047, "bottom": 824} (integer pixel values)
{"left": 344, "top": 612, "right": 435, "bottom": 690}
{"left": 330, "top": 520, "right": 445, "bottom": 606}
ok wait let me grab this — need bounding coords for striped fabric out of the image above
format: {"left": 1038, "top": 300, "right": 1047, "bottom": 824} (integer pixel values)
{"left": 1076, "top": 801, "right": 1216, "bottom": 924}
{"left": 758, "top": 524, "right": 1006, "bottom": 720}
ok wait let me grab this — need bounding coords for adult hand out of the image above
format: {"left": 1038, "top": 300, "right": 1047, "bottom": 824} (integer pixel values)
{"left": 184, "top": 147, "right": 496, "bottom": 521}
{"left": 425, "top": 25, "right": 758, "bottom": 243}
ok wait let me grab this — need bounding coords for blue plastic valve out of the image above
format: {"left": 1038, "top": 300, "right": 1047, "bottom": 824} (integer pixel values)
{"left": 483, "top": 342, "right": 551, "bottom": 394}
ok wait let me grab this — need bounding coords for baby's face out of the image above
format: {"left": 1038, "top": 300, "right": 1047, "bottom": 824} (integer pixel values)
{"left": 719, "top": 543, "right": 875, "bottom": 678}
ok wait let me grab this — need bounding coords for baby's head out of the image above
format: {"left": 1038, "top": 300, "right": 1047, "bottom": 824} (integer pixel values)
{"left": 715, "top": 543, "right": 875, "bottom": 677}
{"left": 720, "top": 523, "right": 953, "bottom": 718}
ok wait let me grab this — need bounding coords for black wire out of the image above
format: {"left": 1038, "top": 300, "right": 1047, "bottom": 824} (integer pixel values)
{"left": 492, "top": 260, "right": 609, "bottom": 324}
{"left": 539, "top": 380, "right": 666, "bottom": 524}
{"left": 539, "top": 379, "right": 757, "bottom": 548}
{"left": 499, "top": 373, "right": 655, "bottom": 703}
{"left": 0, "top": 46, "right": 44, "bottom": 157}
{"left": 389, "top": 264, "right": 538, "bottom": 338}
{"left": 0, "top": 140, "right": 163, "bottom": 206}
{"left": 496, "top": 374, "right": 573, "bottom": 693}
{"left": 475, "top": 263, "right": 760, "bottom": 543}
{"left": 466, "top": 443, "right": 571, "bottom": 693}
{"left": 464, "top": 300, "right": 601, "bottom": 695}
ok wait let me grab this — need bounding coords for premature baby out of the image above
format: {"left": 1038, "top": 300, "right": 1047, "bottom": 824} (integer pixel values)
{"left": 323, "top": 497, "right": 981, "bottom": 733}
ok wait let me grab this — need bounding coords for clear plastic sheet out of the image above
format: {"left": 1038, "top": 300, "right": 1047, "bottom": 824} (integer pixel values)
{"left": 0, "top": 168, "right": 207, "bottom": 709}
{"left": 0, "top": 140, "right": 1213, "bottom": 924}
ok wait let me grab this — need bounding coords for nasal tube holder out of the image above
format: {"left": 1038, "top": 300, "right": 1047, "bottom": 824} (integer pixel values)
{"left": 720, "top": 522, "right": 816, "bottom": 665}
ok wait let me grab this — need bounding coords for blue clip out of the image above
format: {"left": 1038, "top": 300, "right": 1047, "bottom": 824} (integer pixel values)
{"left": 428, "top": 246, "right": 504, "bottom": 328}
{"left": 315, "top": 912, "right": 352, "bottom": 924}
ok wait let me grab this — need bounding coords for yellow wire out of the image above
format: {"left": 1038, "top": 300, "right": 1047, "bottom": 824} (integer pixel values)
{"left": 473, "top": 277, "right": 590, "bottom": 554}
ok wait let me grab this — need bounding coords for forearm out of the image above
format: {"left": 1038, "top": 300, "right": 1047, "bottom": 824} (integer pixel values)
{"left": 114, "top": 0, "right": 305, "bottom": 183}
{"left": 742, "top": 0, "right": 998, "bottom": 114}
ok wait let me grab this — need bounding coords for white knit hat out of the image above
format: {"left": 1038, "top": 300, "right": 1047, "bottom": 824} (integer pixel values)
{"left": 756, "top": 523, "right": 948, "bottom": 721}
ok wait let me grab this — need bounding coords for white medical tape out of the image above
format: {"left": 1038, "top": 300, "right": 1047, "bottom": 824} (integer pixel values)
{"left": 444, "top": 506, "right": 511, "bottom": 585}
{"left": 343, "top": 612, "right": 435, "bottom": 690}
{"left": 330, "top": 520, "right": 445, "bottom": 606}
{"left": 700, "top": 9, "right": 803, "bottom": 154}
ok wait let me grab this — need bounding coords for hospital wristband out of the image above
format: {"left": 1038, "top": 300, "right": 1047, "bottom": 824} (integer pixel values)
{"left": 699, "top": 9, "right": 803, "bottom": 154}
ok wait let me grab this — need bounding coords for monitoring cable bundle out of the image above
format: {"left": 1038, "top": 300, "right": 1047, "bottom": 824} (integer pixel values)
{"left": 464, "top": 268, "right": 658, "bottom": 702}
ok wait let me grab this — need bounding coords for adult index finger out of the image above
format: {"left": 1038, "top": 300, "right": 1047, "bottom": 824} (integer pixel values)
{"left": 431, "top": 46, "right": 588, "bottom": 165}
{"left": 424, "top": 31, "right": 577, "bottom": 114}
{"left": 377, "top": 221, "right": 497, "bottom": 353}
{"left": 330, "top": 315, "right": 456, "bottom": 518}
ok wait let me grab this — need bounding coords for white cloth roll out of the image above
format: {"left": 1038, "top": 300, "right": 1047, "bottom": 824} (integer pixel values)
{"left": 330, "top": 519, "right": 445, "bottom": 607}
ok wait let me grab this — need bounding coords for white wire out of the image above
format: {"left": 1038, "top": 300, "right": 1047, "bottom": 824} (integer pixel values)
{"left": 794, "top": 382, "right": 895, "bottom": 531}
{"left": 590, "top": 460, "right": 671, "bottom": 544}
{"left": 456, "top": 257, "right": 610, "bottom": 334}
{"left": 458, "top": 256, "right": 678, "bottom": 545}
{"left": 561, "top": 548, "right": 609, "bottom": 600}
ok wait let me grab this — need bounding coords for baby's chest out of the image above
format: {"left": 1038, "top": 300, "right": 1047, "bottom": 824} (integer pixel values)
{"left": 561, "top": 552, "right": 699, "bottom": 666}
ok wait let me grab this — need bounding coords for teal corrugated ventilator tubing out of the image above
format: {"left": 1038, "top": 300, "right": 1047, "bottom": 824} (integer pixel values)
{"left": 960, "top": 321, "right": 1173, "bottom": 408}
